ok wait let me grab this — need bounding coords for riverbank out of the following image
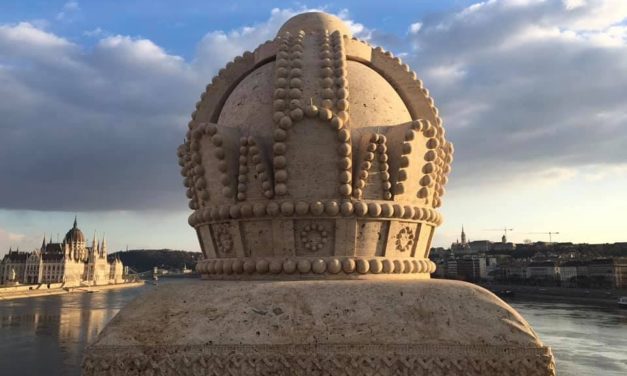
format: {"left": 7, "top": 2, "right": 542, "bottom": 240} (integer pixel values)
{"left": 478, "top": 282, "right": 627, "bottom": 307}
{"left": 0, "top": 281, "right": 145, "bottom": 301}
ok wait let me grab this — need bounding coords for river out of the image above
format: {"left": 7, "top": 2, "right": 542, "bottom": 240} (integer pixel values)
{"left": 0, "top": 281, "right": 625, "bottom": 376}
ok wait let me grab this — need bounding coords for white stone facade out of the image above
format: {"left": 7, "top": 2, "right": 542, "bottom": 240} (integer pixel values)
{"left": 0, "top": 219, "right": 125, "bottom": 286}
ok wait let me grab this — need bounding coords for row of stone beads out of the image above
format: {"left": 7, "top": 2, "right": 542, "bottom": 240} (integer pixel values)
{"left": 178, "top": 142, "right": 199, "bottom": 210}
{"left": 352, "top": 133, "right": 392, "bottom": 200}
{"left": 188, "top": 201, "right": 442, "bottom": 226}
{"left": 317, "top": 31, "right": 352, "bottom": 198}
{"left": 433, "top": 141, "right": 454, "bottom": 208}
{"left": 396, "top": 127, "right": 419, "bottom": 196}
{"left": 196, "top": 257, "right": 436, "bottom": 275}
{"left": 236, "top": 137, "right": 274, "bottom": 201}
{"left": 272, "top": 31, "right": 306, "bottom": 197}
{"left": 409, "top": 119, "right": 433, "bottom": 201}
{"left": 192, "top": 125, "right": 214, "bottom": 206}
{"left": 329, "top": 31, "right": 349, "bottom": 122}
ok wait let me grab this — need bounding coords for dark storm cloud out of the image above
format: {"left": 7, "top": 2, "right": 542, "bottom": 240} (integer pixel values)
{"left": 0, "top": 26, "right": 201, "bottom": 211}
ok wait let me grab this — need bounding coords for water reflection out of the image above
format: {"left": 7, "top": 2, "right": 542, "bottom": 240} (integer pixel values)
{"left": 510, "top": 299, "right": 627, "bottom": 376}
{"left": 0, "top": 285, "right": 150, "bottom": 376}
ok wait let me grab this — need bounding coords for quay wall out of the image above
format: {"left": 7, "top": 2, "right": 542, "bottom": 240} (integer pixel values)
{"left": 0, "top": 280, "right": 145, "bottom": 301}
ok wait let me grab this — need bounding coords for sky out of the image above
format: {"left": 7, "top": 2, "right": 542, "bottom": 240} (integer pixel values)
{"left": 1, "top": 0, "right": 626, "bottom": 255}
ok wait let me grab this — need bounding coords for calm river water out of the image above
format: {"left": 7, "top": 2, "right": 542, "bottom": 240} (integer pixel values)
{"left": 0, "top": 281, "right": 625, "bottom": 376}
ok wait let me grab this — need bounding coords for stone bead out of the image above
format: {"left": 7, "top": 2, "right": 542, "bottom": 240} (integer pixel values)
{"left": 338, "top": 157, "right": 351, "bottom": 169}
{"left": 222, "top": 260, "right": 233, "bottom": 274}
{"left": 274, "top": 129, "right": 287, "bottom": 141}
{"left": 275, "top": 183, "right": 288, "bottom": 195}
{"left": 295, "top": 201, "right": 309, "bottom": 215}
{"left": 369, "top": 259, "right": 383, "bottom": 273}
{"left": 256, "top": 259, "right": 269, "bottom": 274}
{"left": 331, "top": 116, "right": 343, "bottom": 130}
{"left": 324, "top": 201, "right": 340, "bottom": 216}
{"left": 327, "top": 258, "right": 341, "bottom": 274}
{"left": 342, "top": 258, "right": 356, "bottom": 273}
{"left": 403, "top": 205, "right": 415, "bottom": 219}
{"left": 240, "top": 204, "right": 253, "bottom": 217}
{"left": 279, "top": 116, "right": 292, "bottom": 129}
{"left": 340, "top": 201, "right": 353, "bottom": 216}
{"left": 297, "top": 259, "right": 311, "bottom": 273}
{"left": 356, "top": 258, "right": 370, "bottom": 274}
{"left": 269, "top": 260, "right": 283, "bottom": 274}
{"left": 354, "top": 201, "right": 368, "bottom": 216}
{"left": 318, "top": 108, "right": 332, "bottom": 121}
{"left": 281, "top": 201, "right": 295, "bottom": 215}
{"left": 312, "top": 259, "right": 326, "bottom": 274}
{"left": 380, "top": 203, "right": 393, "bottom": 217}
{"left": 266, "top": 202, "right": 280, "bottom": 216}
{"left": 393, "top": 204, "right": 405, "bottom": 218}
{"left": 382, "top": 259, "right": 394, "bottom": 273}
{"left": 274, "top": 142, "right": 287, "bottom": 154}
{"left": 310, "top": 201, "right": 324, "bottom": 215}
{"left": 403, "top": 260, "right": 412, "bottom": 273}
{"left": 253, "top": 203, "right": 266, "bottom": 217}
{"left": 393, "top": 260, "right": 404, "bottom": 273}
{"left": 243, "top": 259, "right": 256, "bottom": 274}
{"left": 290, "top": 108, "right": 304, "bottom": 121}
{"left": 275, "top": 170, "right": 288, "bottom": 182}
{"left": 339, "top": 170, "right": 351, "bottom": 184}
{"left": 338, "top": 143, "right": 351, "bottom": 156}
{"left": 283, "top": 259, "right": 297, "bottom": 274}
{"left": 368, "top": 203, "right": 382, "bottom": 217}
{"left": 339, "top": 184, "right": 352, "bottom": 196}
{"left": 229, "top": 205, "right": 241, "bottom": 218}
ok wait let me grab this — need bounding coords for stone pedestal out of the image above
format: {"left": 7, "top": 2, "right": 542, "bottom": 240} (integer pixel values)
{"left": 83, "top": 279, "right": 555, "bottom": 375}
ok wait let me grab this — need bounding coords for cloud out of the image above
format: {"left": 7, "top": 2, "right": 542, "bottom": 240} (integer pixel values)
{"left": 408, "top": 22, "right": 422, "bottom": 34}
{"left": 56, "top": 1, "right": 80, "bottom": 21}
{"left": 387, "top": 0, "right": 627, "bottom": 189}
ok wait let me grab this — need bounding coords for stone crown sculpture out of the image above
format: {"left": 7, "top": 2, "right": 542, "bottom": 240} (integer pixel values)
{"left": 178, "top": 12, "right": 453, "bottom": 279}
{"left": 84, "top": 13, "right": 555, "bottom": 376}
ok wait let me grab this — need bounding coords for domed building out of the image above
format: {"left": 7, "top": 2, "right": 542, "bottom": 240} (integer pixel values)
{"left": 0, "top": 218, "right": 125, "bottom": 286}
{"left": 83, "top": 12, "right": 555, "bottom": 375}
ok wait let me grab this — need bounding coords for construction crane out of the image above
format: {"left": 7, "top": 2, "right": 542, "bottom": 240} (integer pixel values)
{"left": 525, "top": 231, "right": 560, "bottom": 243}
{"left": 483, "top": 227, "right": 514, "bottom": 242}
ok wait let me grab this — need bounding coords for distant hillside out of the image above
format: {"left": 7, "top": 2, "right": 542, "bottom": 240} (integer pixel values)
{"left": 108, "top": 249, "right": 201, "bottom": 273}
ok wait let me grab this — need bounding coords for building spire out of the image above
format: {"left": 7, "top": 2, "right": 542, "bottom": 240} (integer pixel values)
{"left": 92, "top": 231, "right": 98, "bottom": 252}
{"left": 101, "top": 235, "right": 107, "bottom": 256}
{"left": 41, "top": 235, "right": 46, "bottom": 251}
{"left": 461, "top": 225, "right": 467, "bottom": 245}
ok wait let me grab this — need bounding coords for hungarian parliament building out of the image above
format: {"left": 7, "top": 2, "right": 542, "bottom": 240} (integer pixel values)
{"left": 0, "top": 218, "right": 125, "bottom": 286}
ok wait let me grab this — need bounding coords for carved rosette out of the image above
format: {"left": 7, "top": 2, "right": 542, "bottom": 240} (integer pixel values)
{"left": 178, "top": 13, "right": 454, "bottom": 280}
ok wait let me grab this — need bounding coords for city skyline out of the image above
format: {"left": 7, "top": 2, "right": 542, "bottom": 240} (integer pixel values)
{"left": 1, "top": 0, "right": 627, "bottom": 255}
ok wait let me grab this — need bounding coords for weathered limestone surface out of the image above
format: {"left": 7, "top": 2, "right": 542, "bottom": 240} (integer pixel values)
{"left": 83, "top": 11, "right": 556, "bottom": 375}
{"left": 84, "top": 279, "right": 554, "bottom": 375}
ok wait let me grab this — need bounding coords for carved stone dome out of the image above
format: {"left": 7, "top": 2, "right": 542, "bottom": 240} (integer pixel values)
{"left": 64, "top": 218, "right": 85, "bottom": 243}
{"left": 179, "top": 12, "right": 454, "bottom": 280}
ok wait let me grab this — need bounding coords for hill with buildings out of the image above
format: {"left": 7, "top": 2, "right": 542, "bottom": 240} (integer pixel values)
{"left": 108, "top": 249, "right": 201, "bottom": 273}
